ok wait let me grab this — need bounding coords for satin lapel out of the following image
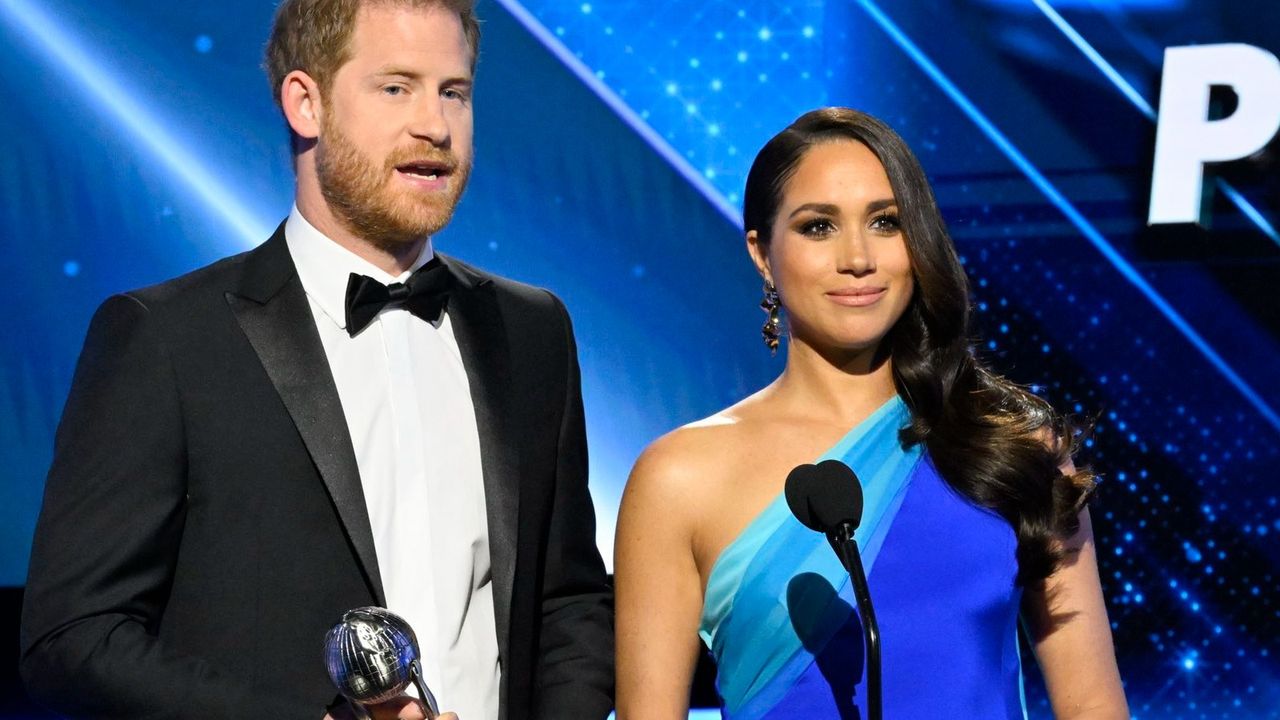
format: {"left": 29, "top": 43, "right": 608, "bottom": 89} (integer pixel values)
{"left": 441, "top": 256, "right": 520, "bottom": 665}
{"left": 225, "top": 229, "right": 385, "bottom": 605}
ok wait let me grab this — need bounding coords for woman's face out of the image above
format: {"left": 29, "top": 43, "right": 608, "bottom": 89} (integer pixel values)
{"left": 750, "top": 140, "right": 914, "bottom": 356}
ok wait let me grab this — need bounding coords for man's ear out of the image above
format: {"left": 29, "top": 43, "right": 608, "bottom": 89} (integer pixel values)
{"left": 281, "top": 70, "right": 323, "bottom": 141}
{"left": 746, "top": 229, "right": 773, "bottom": 286}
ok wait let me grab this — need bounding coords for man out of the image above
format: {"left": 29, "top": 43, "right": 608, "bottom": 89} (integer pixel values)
{"left": 19, "top": 1, "right": 614, "bottom": 718}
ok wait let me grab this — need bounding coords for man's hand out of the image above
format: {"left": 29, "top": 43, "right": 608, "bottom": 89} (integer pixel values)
{"left": 323, "top": 695, "right": 460, "bottom": 720}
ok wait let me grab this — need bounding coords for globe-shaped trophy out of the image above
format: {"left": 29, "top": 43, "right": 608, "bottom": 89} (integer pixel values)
{"left": 324, "top": 606, "right": 441, "bottom": 719}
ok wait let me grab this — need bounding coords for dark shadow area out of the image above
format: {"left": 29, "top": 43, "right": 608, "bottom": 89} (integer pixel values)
{"left": 0, "top": 587, "right": 54, "bottom": 718}
{"left": 787, "top": 572, "right": 863, "bottom": 720}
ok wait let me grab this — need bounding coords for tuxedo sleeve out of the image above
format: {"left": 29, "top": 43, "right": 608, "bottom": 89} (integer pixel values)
{"left": 19, "top": 294, "right": 303, "bottom": 719}
{"left": 532, "top": 293, "right": 616, "bottom": 719}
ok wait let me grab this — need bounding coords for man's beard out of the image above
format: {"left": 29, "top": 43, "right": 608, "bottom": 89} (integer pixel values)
{"left": 315, "top": 115, "right": 471, "bottom": 249}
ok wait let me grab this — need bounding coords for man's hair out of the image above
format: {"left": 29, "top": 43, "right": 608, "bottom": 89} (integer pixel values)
{"left": 264, "top": 0, "right": 480, "bottom": 111}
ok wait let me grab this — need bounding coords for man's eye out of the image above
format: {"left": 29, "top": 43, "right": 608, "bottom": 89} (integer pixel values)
{"left": 383, "top": 86, "right": 405, "bottom": 96}
{"left": 443, "top": 88, "right": 468, "bottom": 102}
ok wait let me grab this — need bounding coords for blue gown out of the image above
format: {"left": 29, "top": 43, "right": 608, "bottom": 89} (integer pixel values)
{"left": 699, "top": 397, "right": 1028, "bottom": 718}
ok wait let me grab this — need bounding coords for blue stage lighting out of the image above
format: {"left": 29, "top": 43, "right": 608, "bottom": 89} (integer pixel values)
{"left": 853, "top": 0, "right": 1280, "bottom": 435}
{"left": 1032, "top": 0, "right": 1279, "bottom": 245}
{"left": 0, "top": 0, "right": 272, "bottom": 247}
{"left": 494, "top": 0, "right": 740, "bottom": 226}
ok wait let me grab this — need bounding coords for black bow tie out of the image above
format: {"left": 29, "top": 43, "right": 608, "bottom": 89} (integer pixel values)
{"left": 344, "top": 258, "right": 452, "bottom": 337}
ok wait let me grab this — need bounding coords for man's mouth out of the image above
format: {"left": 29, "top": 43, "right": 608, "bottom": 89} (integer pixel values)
{"left": 395, "top": 161, "right": 453, "bottom": 181}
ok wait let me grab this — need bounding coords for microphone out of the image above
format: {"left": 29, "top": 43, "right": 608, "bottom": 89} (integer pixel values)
{"left": 323, "top": 606, "right": 441, "bottom": 720}
{"left": 785, "top": 459, "right": 882, "bottom": 720}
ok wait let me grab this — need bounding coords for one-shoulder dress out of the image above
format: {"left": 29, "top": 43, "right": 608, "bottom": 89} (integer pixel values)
{"left": 699, "top": 396, "right": 1028, "bottom": 719}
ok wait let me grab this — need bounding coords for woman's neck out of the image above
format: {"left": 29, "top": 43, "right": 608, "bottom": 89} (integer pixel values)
{"left": 769, "top": 335, "right": 899, "bottom": 427}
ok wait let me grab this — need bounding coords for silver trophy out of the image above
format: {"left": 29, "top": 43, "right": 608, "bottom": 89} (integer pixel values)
{"left": 324, "top": 607, "right": 441, "bottom": 720}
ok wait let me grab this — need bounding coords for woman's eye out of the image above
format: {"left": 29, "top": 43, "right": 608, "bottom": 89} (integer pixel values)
{"left": 799, "top": 218, "right": 837, "bottom": 237}
{"left": 870, "top": 213, "right": 901, "bottom": 233}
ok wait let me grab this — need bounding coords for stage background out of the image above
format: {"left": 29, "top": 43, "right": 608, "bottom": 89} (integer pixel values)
{"left": 1, "top": 0, "right": 1277, "bottom": 717}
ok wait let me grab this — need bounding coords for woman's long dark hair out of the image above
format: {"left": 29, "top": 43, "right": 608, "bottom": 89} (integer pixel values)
{"left": 744, "top": 108, "right": 1095, "bottom": 586}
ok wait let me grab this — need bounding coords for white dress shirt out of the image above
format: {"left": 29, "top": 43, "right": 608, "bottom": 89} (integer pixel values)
{"left": 285, "top": 206, "right": 500, "bottom": 720}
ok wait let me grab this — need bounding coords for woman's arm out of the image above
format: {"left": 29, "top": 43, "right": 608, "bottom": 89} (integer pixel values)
{"left": 1023, "top": 504, "right": 1129, "bottom": 719}
{"left": 614, "top": 439, "right": 708, "bottom": 719}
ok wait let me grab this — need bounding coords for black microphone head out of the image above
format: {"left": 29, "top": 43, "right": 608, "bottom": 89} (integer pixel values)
{"left": 784, "top": 459, "right": 865, "bottom": 533}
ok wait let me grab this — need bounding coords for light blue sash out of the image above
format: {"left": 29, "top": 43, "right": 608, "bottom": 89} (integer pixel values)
{"left": 699, "top": 395, "right": 922, "bottom": 717}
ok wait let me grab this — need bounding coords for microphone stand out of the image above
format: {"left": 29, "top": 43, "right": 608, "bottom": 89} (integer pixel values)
{"left": 828, "top": 521, "right": 882, "bottom": 720}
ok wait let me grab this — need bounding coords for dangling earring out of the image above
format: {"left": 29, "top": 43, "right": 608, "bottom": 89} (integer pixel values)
{"left": 760, "top": 281, "right": 781, "bottom": 355}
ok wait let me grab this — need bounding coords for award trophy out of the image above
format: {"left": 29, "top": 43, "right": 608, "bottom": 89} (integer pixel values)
{"left": 324, "top": 607, "right": 441, "bottom": 720}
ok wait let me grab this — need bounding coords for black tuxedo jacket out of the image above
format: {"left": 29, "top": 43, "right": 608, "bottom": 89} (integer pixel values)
{"left": 20, "top": 227, "right": 614, "bottom": 719}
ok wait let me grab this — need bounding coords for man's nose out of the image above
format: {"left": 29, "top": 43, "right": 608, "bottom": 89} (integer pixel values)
{"left": 408, "top": 97, "right": 450, "bottom": 147}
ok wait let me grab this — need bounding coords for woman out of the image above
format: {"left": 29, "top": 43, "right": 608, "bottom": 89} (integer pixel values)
{"left": 614, "top": 108, "right": 1128, "bottom": 719}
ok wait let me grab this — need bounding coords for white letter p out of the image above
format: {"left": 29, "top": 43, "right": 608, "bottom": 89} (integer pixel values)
{"left": 1149, "top": 44, "right": 1280, "bottom": 226}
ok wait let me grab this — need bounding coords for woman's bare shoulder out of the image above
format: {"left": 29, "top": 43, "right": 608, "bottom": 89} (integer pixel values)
{"left": 626, "top": 396, "right": 775, "bottom": 508}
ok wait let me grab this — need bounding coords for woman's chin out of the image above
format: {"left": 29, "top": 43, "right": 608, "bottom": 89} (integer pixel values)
{"left": 792, "top": 331, "right": 889, "bottom": 360}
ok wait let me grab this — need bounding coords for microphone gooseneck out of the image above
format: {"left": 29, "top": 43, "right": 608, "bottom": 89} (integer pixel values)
{"left": 785, "top": 460, "right": 883, "bottom": 720}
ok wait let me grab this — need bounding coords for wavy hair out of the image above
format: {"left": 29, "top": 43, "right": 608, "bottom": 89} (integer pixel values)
{"left": 744, "top": 107, "right": 1095, "bottom": 586}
